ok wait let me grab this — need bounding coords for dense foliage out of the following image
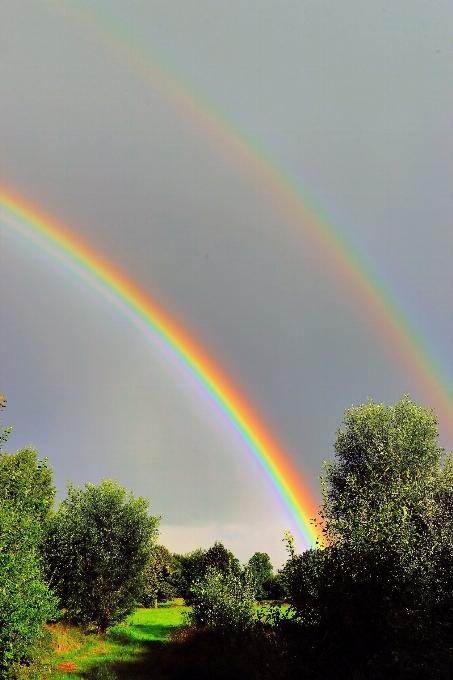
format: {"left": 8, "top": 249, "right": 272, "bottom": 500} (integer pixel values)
{"left": 0, "top": 447, "right": 55, "bottom": 524}
{"left": 174, "top": 542, "right": 242, "bottom": 602}
{"left": 44, "top": 480, "right": 160, "bottom": 632}
{"left": 187, "top": 566, "right": 257, "bottom": 631}
{"left": 0, "top": 505, "right": 57, "bottom": 675}
{"left": 202, "top": 541, "right": 242, "bottom": 576}
{"left": 172, "top": 548, "right": 207, "bottom": 601}
{"left": 247, "top": 551, "right": 273, "bottom": 599}
{"left": 0, "top": 413, "right": 57, "bottom": 675}
{"left": 280, "top": 396, "right": 453, "bottom": 678}
{"left": 142, "top": 544, "right": 180, "bottom": 607}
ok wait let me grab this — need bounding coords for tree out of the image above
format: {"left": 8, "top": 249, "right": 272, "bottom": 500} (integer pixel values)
{"left": 44, "top": 480, "right": 159, "bottom": 632}
{"left": 320, "top": 394, "right": 443, "bottom": 554}
{"left": 247, "top": 552, "right": 273, "bottom": 600}
{"left": 143, "top": 544, "right": 180, "bottom": 608}
{"left": 0, "top": 403, "right": 57, "bottom": 673}
{"left": 202, "top": 541, "right": 241, "bottom": 577}
{"left": 173, "top": 548, "right": 206, "bottom": 602}
{"left": 280, "top": 396, "right": 453, "bottom": 677}
{"left": 174, "top": 543, "right": 241, "bottom": 604}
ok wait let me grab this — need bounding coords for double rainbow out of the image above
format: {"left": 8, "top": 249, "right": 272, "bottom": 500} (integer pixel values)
{"left": 3, "top": 2, "right": 453, "bottom": 550}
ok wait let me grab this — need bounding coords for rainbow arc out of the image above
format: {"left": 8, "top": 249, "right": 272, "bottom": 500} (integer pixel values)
{"left": 1, "top": 186, "right": 322, "bottom": 549}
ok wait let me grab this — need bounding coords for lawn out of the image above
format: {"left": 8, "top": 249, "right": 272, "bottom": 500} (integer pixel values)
{"left": 46, "top": 602, "right": 190, "bottom": 680}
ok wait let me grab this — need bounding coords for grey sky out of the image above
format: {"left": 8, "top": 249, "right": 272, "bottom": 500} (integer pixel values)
{"left": 1, "top": 1, "right": 452, "bottom": 566}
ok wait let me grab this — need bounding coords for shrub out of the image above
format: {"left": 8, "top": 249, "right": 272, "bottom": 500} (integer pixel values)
{"left": 0, "top": 504, "right": 57, "bottom": 675}
{"left": 0, "top": 422, "right": 57, "bottom": 675}
{"left": 187, "top": 566, "right": 256, "bottom": 631}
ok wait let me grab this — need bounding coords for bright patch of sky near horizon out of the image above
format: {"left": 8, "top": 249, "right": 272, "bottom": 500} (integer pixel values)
{"left": 0, "top": 0, "right": 452, "bottom": 566}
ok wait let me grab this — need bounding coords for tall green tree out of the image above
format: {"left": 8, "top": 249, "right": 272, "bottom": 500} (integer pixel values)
{"left": 320, "top": 394, "right": 443, "bottom": 554}
{"left": 0, "top": 402, "right": 57, "bottom": 673}
{"left": 281, "top": 396, "right": 453, "bottom": 677}
{"left": 143, "top": 544, "right": 180, "bottom": 608}
{"left": 0, "top": 506, "right": 57, "bottom": 673}
{"left": 44, "top": 480, "right": 159, "bottom": 632}
{"left": 173, "top": 548, "right": 206, "bottom": 601}
{"left": 202, "top": 541, "right": 242, "bottom": 577}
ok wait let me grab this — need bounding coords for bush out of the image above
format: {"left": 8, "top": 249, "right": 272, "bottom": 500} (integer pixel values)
{"left": 0, "top": 426, "right": 57, "bottom": 675}
{"left": 187, "top": 566, "right": 257, "bottom": 631}
{"left": 44, "top": 480, "right": 159, "bottom": 632}
{"left": 0, "top": 504, "right": 57, "bottom": 674}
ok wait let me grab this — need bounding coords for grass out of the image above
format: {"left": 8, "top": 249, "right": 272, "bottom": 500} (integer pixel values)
{"left": 45, "top": 601, "right": 190, "bottom": 680}
{"left": 38, "top": 601, "right": 288, "bottom": 679}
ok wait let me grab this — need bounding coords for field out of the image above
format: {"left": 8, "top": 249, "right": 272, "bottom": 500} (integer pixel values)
{"left": 46, "top": 602, "right": 190, "bottom": 680}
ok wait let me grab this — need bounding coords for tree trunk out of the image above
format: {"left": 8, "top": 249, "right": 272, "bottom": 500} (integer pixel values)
{"left": 154, "top": 597, "right": 158, "bottom": 609}
{"left": 97, "top": 611, "right": 109, "bottom": 634}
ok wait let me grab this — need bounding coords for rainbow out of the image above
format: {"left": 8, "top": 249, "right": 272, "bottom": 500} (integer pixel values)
{"left": 0, "top": 186, "right": 322, "bottom": 549}
{"left": 48, "top": 0, "right": 453, "bottom": 438}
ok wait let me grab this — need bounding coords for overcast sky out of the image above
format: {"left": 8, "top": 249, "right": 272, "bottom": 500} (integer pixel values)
{"left": 1, "top": 1, "right": 452, "bottom": 566}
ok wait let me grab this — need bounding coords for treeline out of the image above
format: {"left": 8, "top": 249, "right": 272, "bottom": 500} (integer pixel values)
{"left": 0, "top": 396, "right": 285, "bottom": 677}
{"left": 4, "top": 394, "right": 453, "bottom": 678}
{"left": 144, "top": 541, "right": 284, "bottom": 608}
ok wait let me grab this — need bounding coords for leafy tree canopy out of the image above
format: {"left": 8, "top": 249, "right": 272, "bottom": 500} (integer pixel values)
{"left": 0, "top": 447, "right": 55, "bottom": 523}
{"left": 173, "top": 548, "right": 206, "bottom": 601}
{"left": 202, "top": 541, "right": 242, "bottom": 577}
{"left": 320, "top": 394, "right": 444, "bottom": 556}
{"left": 0, "top": 506, "right": 58, "bottom": 673}
{"left": 280, "top": 396, "right": 453, "bottom": 677}
{"left": 143, "top": 544, "right": 180, "bottom": 607}
{"left": 44, "top": 480, "right": 160, "bottom": 632}
{"left": 0, "top": 399, "right": 57, "bottom": 673}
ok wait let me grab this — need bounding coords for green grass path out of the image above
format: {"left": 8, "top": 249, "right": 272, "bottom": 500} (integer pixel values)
{"left": 48, "top": 604, "right": 190, "bottom": 679}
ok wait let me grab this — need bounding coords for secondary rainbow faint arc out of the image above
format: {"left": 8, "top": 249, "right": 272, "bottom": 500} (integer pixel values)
{"left": 49, "top": 0, "right": 453, "bottom": 438}
{"left": 0, "top": 186, "right": 322, "bottom": 548}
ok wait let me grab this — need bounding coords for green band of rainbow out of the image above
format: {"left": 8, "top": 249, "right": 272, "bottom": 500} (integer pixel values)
{"left": 0, "top": 186, "right": 322, "bottom": 548}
